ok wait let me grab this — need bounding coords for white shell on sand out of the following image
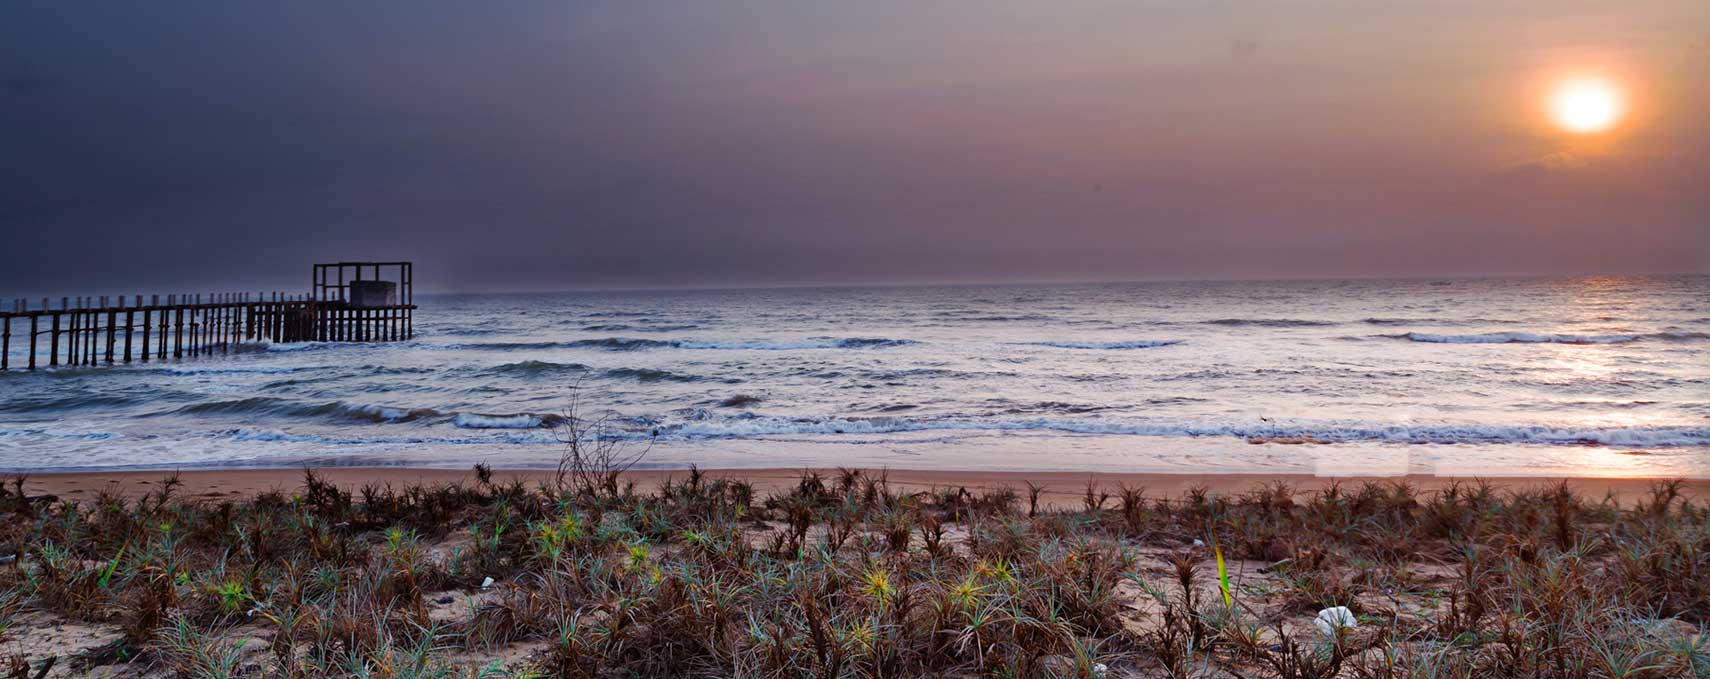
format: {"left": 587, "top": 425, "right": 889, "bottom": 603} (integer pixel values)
{"left": 1314, "top": 606, "right": 1357, "bottom": 634}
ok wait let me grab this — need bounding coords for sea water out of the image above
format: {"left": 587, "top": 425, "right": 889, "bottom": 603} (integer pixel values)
{"left": 2, "top": 276, "right": 1706, "bottom": 476}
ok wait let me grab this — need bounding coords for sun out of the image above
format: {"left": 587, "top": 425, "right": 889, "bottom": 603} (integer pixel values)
{"left": 1548, "top": 78, "right": 1623, "bottom": 133}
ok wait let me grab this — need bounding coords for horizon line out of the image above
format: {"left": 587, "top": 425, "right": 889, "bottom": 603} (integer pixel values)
{"left": 418, "top": 269, "right": 1708, "bottom": 297}
{"left": 6, "top": 268, "right": 1704, "bottom": 301}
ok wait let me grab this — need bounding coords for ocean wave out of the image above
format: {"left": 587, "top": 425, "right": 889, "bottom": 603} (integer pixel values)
{"left": 718, "top": 394, "right": 763, "bottom": 408}
{"left": 251, "top": 341, "right": 345, "bottom": 352}
{"left": 154, "top": 365, "right": 310, "bottom": 376}
{"left": 93, "top": 413, "right": 1710, "bottom": 453}
{"left": 604, "top": 367, "right": 708, "bottom": 383}
{"left": 0, "top": 393, "right": 149, "bottom": 413}
{"left": 1538, "top": 399, "right": 1660, "bottom": 410}
{"left": 1204, "top": 318, "right": 1337, "bottom": 328}
{"left": 577, "top": 323, "right": 702, "bottom": 332}
{"left": 1387, "top": 331, "right": 1709, "bottom": 345}
{"left": 859, "top": 367, "right": 1023, "bottom": 382}
{"left": 637, "top": 414, "right": 1710, "bottom": 447}
{"left": 481, "top": 360, "right": 591, "bottom": 377}
{"left": 476, "top": 360, "right": 716, "bottom": 383}
{"left": 158, "top": 395, "right": 579, "bottom": 432}
{"left": 675, "top": 337, "right": 917, "bottom": 350}
{"left": 452, "top": 412, "right": 565, "bottom": 429}
{"left": 427, "top": 324, "right": 508, "bottom": 336}
{"left": 932, "top": 312, "right": 1055, "bottom": 322}
{"left": 292, "top": 401, "right": 445, "bottom": 424}
{"left": 239, "top": 339, "right": 424, "bottom": 353}
{"left": 166, "top": 398, "right": 442, "bottom": 424}
{"left": 1016, "top": 340, "right": 1182, "bottom": 350}
{"left": 215, "top": 427, "right": 555, "bottom": 446}
{"left": 446, "top": 338, "right": 673, "bottom": 351}
{"left": 222, "top": 428, "right": 323, "bottom": 443}
{"left": 444, "top": 337, "right": 914, "bottom": 351}
{"left": 1001, "top": 401, "right": 1120, "bottom": 415}
{"left": 0, "top": 427, "right": 120, "bottom": 441}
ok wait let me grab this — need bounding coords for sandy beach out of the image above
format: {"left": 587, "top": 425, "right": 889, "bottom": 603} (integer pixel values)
{"left": 8, "top": 462, "right": 1709, "bottom": 677}
{"left": 18, "top": 466, "right": 1707, "bottom": 507}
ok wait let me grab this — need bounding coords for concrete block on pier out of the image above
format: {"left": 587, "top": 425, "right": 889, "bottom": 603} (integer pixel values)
{"left": 349, "top": 280, "right": 398, "bottom": 308}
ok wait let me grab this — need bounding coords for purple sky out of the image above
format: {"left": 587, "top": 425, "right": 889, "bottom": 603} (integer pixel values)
{"left": 3, "top": 1, "right": 1706, "bottom": 293}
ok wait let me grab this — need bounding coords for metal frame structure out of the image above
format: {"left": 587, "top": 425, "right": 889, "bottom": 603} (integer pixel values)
{"left": 313, "top": 261, "right": 413, "bottom": 306}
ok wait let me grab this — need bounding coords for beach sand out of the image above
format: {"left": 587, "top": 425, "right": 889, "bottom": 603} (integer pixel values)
{"left": 16, "top": 467, "right": 1707, "bottom": 507}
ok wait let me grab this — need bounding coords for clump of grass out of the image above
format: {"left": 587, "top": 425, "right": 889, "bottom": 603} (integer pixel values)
{"left": 0, "top": 464, "right": 1704, "bottom": 677}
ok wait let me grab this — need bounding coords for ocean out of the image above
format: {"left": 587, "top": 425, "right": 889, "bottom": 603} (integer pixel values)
{"left": 2, "top": 276, "right": 1706, "bottom": 476}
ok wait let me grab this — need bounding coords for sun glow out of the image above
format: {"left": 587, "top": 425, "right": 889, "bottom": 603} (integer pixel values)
{"left": 1548, "top": 78, "right": 1624, "bottom": 133}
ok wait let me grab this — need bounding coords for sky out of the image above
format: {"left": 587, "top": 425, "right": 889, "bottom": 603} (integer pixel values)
{"left": 2, "top": 1, "right": 1707, "bottom": 294}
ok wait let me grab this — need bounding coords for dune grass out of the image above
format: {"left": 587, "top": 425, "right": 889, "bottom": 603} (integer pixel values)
{"left": 0, "top": 468, "right": 1705, "bottom": 677}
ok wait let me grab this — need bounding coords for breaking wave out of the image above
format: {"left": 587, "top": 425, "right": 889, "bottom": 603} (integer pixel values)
{"left": 130, "top": 414, "right": 1710, "bottom": 450}
{"left": 635, "top": 415, "right": 1709, "bottom": 447}
{"left": 674, "top": 337, "right": 918, "bottom": 350}
{"left": 446, "top": 338, "right": 674, "bottom": 351}
{"left": 477, "top": 361, "right": 719, "bottom": 383}
{"left": 1388, "top": 331, "right": 1710, "bottom": 345}
{"left": 164, "top": 398, "right": 442, "bottom": 424}
{"left": 0, "top": 428, "right": 120, "bottom": 441}
{"left": 1017, "top": 340, "right": 1182, "bottom": 350}
{"left": 161, "top": 397, "right": 574, "bottom": 430}
{"left": 577, "top": 323, "right": 702, "bottom": 332}
{"left": 215, "top": 428, "right": 556, "bottom": 445}
{"left": 451, "top": 413, "right": 549, "bottom": 429}
{"left": 1204, "top": 318, "right": 1337, "bottom": 328}
{"left": 444, "top": 337, "right": 916, "bottom": 351}
{"left": 149, "top": 365, "right": 312, "bottom": 375}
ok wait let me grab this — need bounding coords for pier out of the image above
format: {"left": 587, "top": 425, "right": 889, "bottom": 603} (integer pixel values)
{"left": 0, "top": 261, "right": 415, "bottom": 371}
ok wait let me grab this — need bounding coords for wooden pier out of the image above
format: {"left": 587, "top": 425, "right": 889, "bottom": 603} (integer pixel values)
{"left": 0, "top": 261, "right": 415, "bottom": 371}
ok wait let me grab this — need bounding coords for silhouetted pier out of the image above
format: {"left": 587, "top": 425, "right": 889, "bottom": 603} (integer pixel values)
{"left": 0, "top": 261, "right": 414, "bottom": 371}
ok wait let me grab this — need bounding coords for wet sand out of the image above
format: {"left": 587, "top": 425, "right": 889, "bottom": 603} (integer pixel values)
{"left": 15, "top": 467, "right": 1706, "bottom": 507}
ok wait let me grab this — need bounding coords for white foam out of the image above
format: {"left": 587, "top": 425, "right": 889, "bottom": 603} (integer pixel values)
{"left": 215, "top": 427, "right": 557, "bottom": 446}
{"left": 0, "top": 428, "right": 120, "bottom": 441}
{"left": 453, "top": 413, "right": 544, "bottom": 429}
{"left": 347, "top": 404, "right": 421, "bottom": 423}
{"left": 1017, "top": 340, "right": 1182, "bottom": 350}
{"left": 249, "top": 340, "right": 320, "bottom": 352}
{"left": 1397, "top": 332, "right": 1640, "bottom": 344}
{"left": 642, "top": 415, "right": 1710, "bottom": 447}
{"left": 158, "top": 365, "right": 307, "bottom": 375}
{"left": 675, "top": 337, "right": 916, "bottom": 350}
{"left": 223, "top": 428, "right": 320, "bottom": 443}
{"left": 436, "top": 337, "right": 914, "bottom": 351}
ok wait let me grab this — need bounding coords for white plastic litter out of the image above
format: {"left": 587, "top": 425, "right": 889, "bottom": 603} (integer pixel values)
{"left": 1314, "top": 606, "right": 1358, "bottom": 634}
{"left": 481, "top": 576, "right": 496, "bottom": 589}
